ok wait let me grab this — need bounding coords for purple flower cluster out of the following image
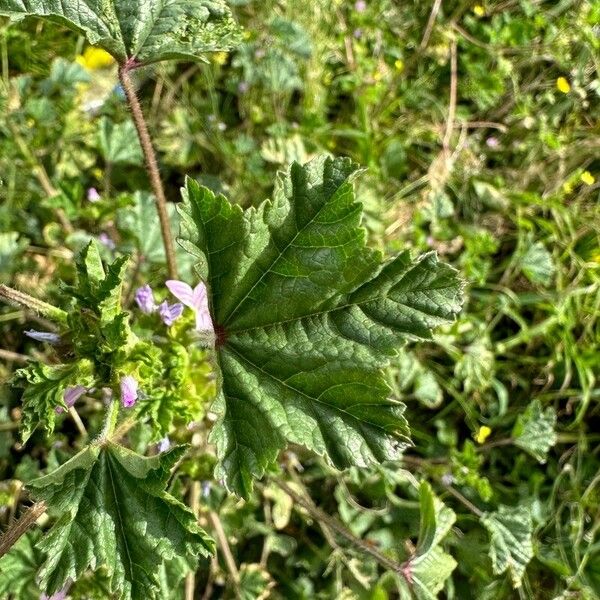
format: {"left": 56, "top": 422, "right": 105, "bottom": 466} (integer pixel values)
{"left": 134, "top": 284, "right": 184, "bottom": 327}
{"left": 134, "top": 281, "right": 214, "bottom": 334}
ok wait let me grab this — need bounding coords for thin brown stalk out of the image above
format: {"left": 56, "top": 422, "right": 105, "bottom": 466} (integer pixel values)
{"left": 0, "top": 501, "right": 47, "bottom": 559}
{"left": 420, "top": 0, "right": 443, "bottom": 50}
{"left": 274, "top": 479, "right": 405, "bottom": 574}
{"left": 207, "top": 510, "right": 241, "bottom": 597}
{"left": 442, "top": 38, "right": 458, "bottom": 152}
{"left": 118, "top": 66, "right": 178, "bottom": 279}
{"left": 0, "top": 348, "right": 31, "bottom": 364}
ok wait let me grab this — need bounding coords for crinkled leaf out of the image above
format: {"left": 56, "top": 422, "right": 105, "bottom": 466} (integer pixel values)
{"left": 238, "top": 563, "right": 274, "bottom": 600}
{"left": 28, "top": 443, "right": 213, "bottom": 599}
{"left": 512, "top": 399, "right": 557, "bottom": 463}
{"left": 0, "top": 530, "right": 44, "bottom": 599}
{"left": 397, "top": 482, "right": 456, "bottom": 599}
{"left": 12, "top": 359, "right": 95, "bottom": 443}
{"left": 0, "top": 0, "right": 242, "bottom": 65}
{"left": 481, "top": 505, "right": 533, "bottom": 588}
{"left": 178, "top": 155, "right": 463, "bottom": 497}
{"left": 68, "top": 240, "right": 129, "bottom": 326}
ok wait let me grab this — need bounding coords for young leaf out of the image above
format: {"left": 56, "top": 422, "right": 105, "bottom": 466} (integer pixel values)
{"left": 398, "top": 482, "right": 457, "bottom": 599}
{"left": 28, "top": 443, "right": 213, "bottom": 598}
{"left": 512, "top": 399, "right": 557, "bottom": 463}
{"left": 481, "top": 505, "right": 533, "bottom": 588}
{"left": 0, "top": 0, "right": 242, "bottom": 66}
{"left": 178, "top": 156, "right": 464, "bottom": 496}
{"left": 13, "top": 359, "right": 95, "bottom": 443}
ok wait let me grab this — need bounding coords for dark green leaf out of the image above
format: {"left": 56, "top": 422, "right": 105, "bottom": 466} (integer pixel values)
{"left": 28, "top": 443, "right": 213, "bottom": 598}
{"left": 178, "top": 156, "right": 463, "bottom": 496}
{"left": 0, "top": 0, "right": 242, "bottom": 65}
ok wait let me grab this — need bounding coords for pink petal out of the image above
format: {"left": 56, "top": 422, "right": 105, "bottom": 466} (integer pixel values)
{"left": 166, "top": 280, "right": 195, "bottom": 308}
{"left": 192, "top": 282, "right": 208, "bottom": 312}
{"left": 195, "top": 307, "right": 215, "bottom": 333}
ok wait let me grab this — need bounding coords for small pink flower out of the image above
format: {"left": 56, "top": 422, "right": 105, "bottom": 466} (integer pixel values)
{"left": 25, "top": 330, "right": 60, "bottom": 344}
{"left": 166, "top": 280, "right": 214, "bottom": 334}
{"left": 120, "top": 375, "right": 138, "bottom": 408}
{"left": 355, "top": 0, "right": 367, "bottom": 12}
{"left": 87, "top": 187, "right": 101, "bottom": 202}
{"left": 56, "top": 385, "right": 87, "bottom": 414}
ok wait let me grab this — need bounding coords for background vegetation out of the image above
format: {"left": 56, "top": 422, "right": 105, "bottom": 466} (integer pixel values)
{"left": 0, "top": 0, "right": 599, "bottom": 598}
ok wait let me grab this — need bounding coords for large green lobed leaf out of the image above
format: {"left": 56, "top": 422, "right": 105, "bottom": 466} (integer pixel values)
{"left": 28, "top": 443, "right": 213, "bottom": 598}
{"left": 0, "top": 0, "right": 242, "bottom": 65}
{"left": 178, "top": 156, "right": 464, "bottom": 496}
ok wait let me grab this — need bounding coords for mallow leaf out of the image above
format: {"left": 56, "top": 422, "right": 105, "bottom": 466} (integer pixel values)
{"left": 0, "top": 0, "right": 241, "bottom": 65}
{"left": 178, "top": 156, "right": 463, "bottom": 496}
{"left": 512, "top": 399, "right": 557, "bottom": 463}
{"left": 482, "top": 505, "right": 533, "bottom": 588}
{"left": 28, "top": 443, "right": 213, "bottom": 598}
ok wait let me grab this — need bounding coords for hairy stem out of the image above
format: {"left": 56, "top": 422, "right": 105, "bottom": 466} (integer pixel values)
{"left": 0, "top": 501, "right": 47, "bottom": 559}
{"left": 185, "top": 480, "right": 201, "bottom": 600}
{"left": 118, "top": 66, "right": 178, "bottom": 279}
{"left": 99, "top": 398, "right": 120, "bottom": 443}
{"left": 273, "top": 479, "right": 405, "bottom": 574}
{"left": 0, "top": 285, "right": 68, "bottom": 325}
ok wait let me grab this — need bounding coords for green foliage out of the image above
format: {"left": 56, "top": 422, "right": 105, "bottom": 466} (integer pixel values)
{"left": 482, "top": 505, "right": 534, "bottom": 589}
{"left": 28, "top": 443, "right": 213, "bottom": 598}
{"left": 396, "top": 482, "right": 456, "bottom": 599}
{"left": 512, "top": 399, "right": 557, "bottom": 463}
{"left": 13, "top": 359, "right": 95, "bottom": 442}
{"left": 0, "top": 0, "right": 242, "bottom": 65}
{"left": 179, "top": 156, "right": 463, "bottom": 495}
{"left": 0, "top": 530, "right": 43, "bottom": 599}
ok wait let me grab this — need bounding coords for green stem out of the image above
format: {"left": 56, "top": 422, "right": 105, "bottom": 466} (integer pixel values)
{"left": 0, "top": 285, "right": 68, "bottom": 325}
{"left": 99, "top": 398, "right": 120, "bottom": 442}
{"left": 118, "top": 65, "right": 178, "bottom": 280}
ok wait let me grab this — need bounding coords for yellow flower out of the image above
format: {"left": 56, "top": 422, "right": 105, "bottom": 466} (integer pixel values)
{"left": 581, "top": 171, "right": 595, "bottom": 186}
{"left": 372, "top": 70, "right": 382, "bottom": 82}
{"left": 474, "top": 425, "right": 492, "bottom": 444}
{"left": 556, "top": 77, "right": 571, "bottom": 94}
{"left": 76, "top": 47, "right": 114, "bottom": 70}
{"left": 473, "top": 5, "right": 485, "bottom": 17}
{"left": 562, "top": 181, "right": 573, "bottom": 194}
{"left": 212, "top": 51, "right": 228, "bottom": 66}
{"left": 394, "top": 59, "right": 404, "bottom": 73}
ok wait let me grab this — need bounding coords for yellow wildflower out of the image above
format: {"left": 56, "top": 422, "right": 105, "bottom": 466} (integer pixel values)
{"left": 394, "top": 59, "right": 404, "bottom": 72}
{"left": 473, "top": 5, "right": 485, "bottom": 17}
{"left": 474, "top": 425, "right": 492, "bottom": 444}
{"left": 556, "top": 77, "right": 570, "bottom": 94}
{"left": 581, "top": 171, "right": 595, "bottom": 186}
{"left": 76, "top": 47, "right": 114, "bottom": 70}
{"left": 372, "top": 70, "right": 382, "bottom": 82}
{"left": 212, "top": 51, "right": 228, "bottom": 66}
{"left": 562, "top": 181, "right": 573, "bottom": 194}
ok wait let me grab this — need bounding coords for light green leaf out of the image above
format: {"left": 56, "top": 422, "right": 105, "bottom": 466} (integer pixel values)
{"left": 28, "top": 443, "right": 213, "bottom": 598}
{"left": 512, "top": 399, "right": 557, "bottom": 463}
{"left": 98, "top": 118, "right": 143, "bottom": 165}
{"left": 12, "top": 359, "right": 95, "bottom": 443}
{"left": 482, "top": 505, "right": 533, "bottom": 588}
{"left": 519, "top": 241, "right": 555, "bottom": 286}
{"left": 398, "top": 482, "right": 456, "bottom": 599}
{"left": 0, "top": 0, "right": 242, "bottom": 65}
{"left": 178, "top": 156, "right": 464, "bottom": 496}
{"left": 238, "top": 563, "right": 274, "bottom": 600}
